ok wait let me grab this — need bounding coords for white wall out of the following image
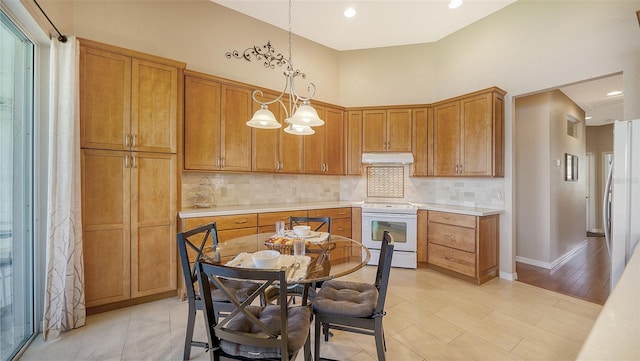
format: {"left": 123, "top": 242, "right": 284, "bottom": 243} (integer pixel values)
{"left": 515, "top": 89, "right": 587, "bottom": 266}
{"left": 69, "top": 0, "right": 341, "bottom": 105}
{"left": 549, "top": 90, "right": 586, "bottom": 262}
{"left": 515, "top": 92, "right": 551, "bottom": 263}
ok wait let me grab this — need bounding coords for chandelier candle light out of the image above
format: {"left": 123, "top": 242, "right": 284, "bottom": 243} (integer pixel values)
{"left": 225, "top": 0, "right": 323, "bottom": 135}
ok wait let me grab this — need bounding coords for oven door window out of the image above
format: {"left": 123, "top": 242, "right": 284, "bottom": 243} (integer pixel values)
{"left": 370, "top": 220, "right": 407, "bottom": 244}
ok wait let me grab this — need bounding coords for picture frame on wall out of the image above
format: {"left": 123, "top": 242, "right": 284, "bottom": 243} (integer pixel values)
{"left": 565, "top": 153, "right": 578, "bottom": 181}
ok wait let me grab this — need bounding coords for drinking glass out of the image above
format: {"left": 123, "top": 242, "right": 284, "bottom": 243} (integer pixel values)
{"left": 294, "top": 238, "right": 305, "bottom": 257}
{"left": 275, "top": 221, "right": 285, "bottom": 236}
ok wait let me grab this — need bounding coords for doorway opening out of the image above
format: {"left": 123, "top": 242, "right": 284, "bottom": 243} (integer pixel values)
{"left": 514, "top": 74, "right": 620, "bottom": 304}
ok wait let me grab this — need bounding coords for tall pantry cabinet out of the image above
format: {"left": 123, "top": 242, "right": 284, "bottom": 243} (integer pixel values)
{"left": 79, "top": 39, "right": 185, "bottom": 309}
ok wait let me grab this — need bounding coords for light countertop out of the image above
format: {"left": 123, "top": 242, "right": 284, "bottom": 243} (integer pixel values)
{"left": 179, "top": 201, "right": 503, "bottom": 218}
{"left": 577, "top": 247, "right": 640, "bottom": 360}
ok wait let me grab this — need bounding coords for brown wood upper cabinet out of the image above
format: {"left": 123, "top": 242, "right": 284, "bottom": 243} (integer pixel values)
{"left": 184, "top": 71, "right": 253, "bottom": 172}
{"left": 432, "top": 88, "right": 505, "bottom": 177}
{"left": 252, "top": 94, "right": 304, "bottom": 173}
{"left": 346, "top": 110, "right": 363, "bottom": 175}
{"left": 80, "top": 41, "right": 181, "bottom": 153}
{"left": 411, "top": 107, "right": 432, "bottom": 176}
{"left": 304, "top": 105, "right": 345, "bottom": 175}
{"left": 362, "top": 108, "right": 412, "bottom": 152}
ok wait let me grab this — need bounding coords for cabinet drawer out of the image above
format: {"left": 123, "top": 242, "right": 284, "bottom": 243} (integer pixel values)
{"left": 428, "top": 243, "right": 475, "bottom": 278}
{"left": 258, "top": 211, "right": 307, "bottom": 226}
{"left": 428, "top": 222, "right": 476, "bottom": 252}
{"left": 181, "top": 216, "right": 216, "bottom": 232}
{"left": 308, "top": 207, "right": 352, "bottom": 219}
{"left": 215, "top": 214, "right": 258, "bottom": 230}
{"left": 331, "top": 218, "right": 352, "bottom": 238}
{"left": 428, "top": 211, "right": 476, "bottom": 228}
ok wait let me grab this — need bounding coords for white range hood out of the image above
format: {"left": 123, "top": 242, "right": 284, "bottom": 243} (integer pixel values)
{"left": 361, "top": 152, "right": 414, "bottom": 164}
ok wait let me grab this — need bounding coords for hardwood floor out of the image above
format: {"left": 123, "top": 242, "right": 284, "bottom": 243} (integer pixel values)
{"left": 516, "top": 236, "right": 610, "bottom": 305}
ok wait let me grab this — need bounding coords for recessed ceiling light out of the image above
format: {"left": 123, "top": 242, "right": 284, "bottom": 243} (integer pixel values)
{"left": 449, "top": 0, "right": 463, "bottom": 9}
{"left": 344, "top": 7, "right": 356, "bottom": 18}
{"left": 606, "top": 90, "right": 623, "bottom": 96}
{"left": 585, "top": 116, "right": 592, "bottom": 120}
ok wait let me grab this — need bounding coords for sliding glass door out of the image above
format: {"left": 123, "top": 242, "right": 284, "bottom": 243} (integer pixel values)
{"left": 0, "top": 11, "right": 35, "bottom": 361}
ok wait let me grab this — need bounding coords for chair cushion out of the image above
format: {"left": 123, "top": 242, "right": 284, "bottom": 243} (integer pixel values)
{"left": 219, "top": 304, "right": 311, "bottom": 359}
{"left": 211, "top": 279, "right": 260, "bottom": 302}
{"left": 313, "top": 280, "right": 378, "bottom": 317}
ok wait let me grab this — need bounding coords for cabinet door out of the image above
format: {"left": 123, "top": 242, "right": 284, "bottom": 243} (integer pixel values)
{"left": 81, "top": 149, "right": 131, "bottom": 307}
{"left": 184, "top": 76, "right": 221, "bottom": 170}
{"left": 221, "top": 85, "right": 253, "bottom": 171}
{"left": 279, "top": 99, "right": 305, "bottom": 173}
{"left": 323, "top": 106, "right": 344, "bottom": 175}
{"left": 130, "top": 152, "right": 177, "bottom": 298}
{"left": 433, "top": 101, "right": 460, "bottom": 176}
{"left": 387, "top": 108, "right": 412, "bottom": 151}
{"left": 252, "top": 92, "right": 281, "bottom": 172}
{"left": 80, "top": 47, "right": 131, "bottom": 151}
{"left": 362, "top": 109, "right": 386, "bottom": 152}
{"left": 131, "top": 59, "right": 178, "bottom": 153}
{"left": 460, "top": 93, "right": 493, "bottom": 176}
{"left": 417, "top": 210, "right": 428, "bottom": 263}
{"left": 303, "top": 105, "right": 326, "bottom": 174}
{"left": 412, "top": 108, "right": 431, "bottom": 176}
{"left": 346, "top": 111, "right": 362, "bottom": 175}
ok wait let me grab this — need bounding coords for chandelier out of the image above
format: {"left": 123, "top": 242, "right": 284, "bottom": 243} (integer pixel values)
{"left": 225, "top": 0, "right": 323, "bottom": 135}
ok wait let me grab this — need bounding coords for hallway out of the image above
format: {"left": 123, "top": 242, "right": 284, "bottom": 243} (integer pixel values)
{"left": 516, "top": 237, "right": 610, "bottom": 305}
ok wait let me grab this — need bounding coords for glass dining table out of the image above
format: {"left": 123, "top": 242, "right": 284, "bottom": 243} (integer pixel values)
{"left": 199, "top": 232, "right": 371, "bottom": 287}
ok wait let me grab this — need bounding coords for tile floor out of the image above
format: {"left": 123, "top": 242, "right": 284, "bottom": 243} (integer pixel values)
{"left": 18, "top": 266, "right": 602, "bottom": 361}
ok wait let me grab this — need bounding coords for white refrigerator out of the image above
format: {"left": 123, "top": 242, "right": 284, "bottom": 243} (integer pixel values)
{"left": 604, "top": 119, "right": 640, "bottom": 291}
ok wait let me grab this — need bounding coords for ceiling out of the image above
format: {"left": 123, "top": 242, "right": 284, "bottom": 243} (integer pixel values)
{"left": 212, "top": 0, "right": 624, "bottom": 126}
{"left": 212, "top": 0, "right": 517, "bottom": 51}
{"left": 560, "top": 74, "right": 624, "bottom": 127}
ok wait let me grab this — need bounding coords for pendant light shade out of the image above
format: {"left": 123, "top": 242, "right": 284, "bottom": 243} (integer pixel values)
{"left": 284, "top": 123, "right": 315, "bottom": 135}
{"left": 246, "top": 104, "right": 282, "bottom": 129}
{"left": 286, "top": 101, "right": 324, "bottom": 127}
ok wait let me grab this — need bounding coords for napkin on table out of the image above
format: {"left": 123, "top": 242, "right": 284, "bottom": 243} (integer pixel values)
{"left": 225, "top": 252, "right": 310, "bottom": 283}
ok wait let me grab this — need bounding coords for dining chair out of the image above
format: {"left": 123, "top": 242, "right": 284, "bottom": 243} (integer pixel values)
{"left": 288, "top": 216, "right": 332, "bottom": 300}
{"left": 196, "top": 260, "right": 312, "bottom": 361}
{"left": 177, "top": 222, "right": 261, "bottom": 360}
{"left": 289, "top": 216, "right": 331, "bottom": 234}
{"left": 312, "top": 230, "right": 395, "bottom": 361}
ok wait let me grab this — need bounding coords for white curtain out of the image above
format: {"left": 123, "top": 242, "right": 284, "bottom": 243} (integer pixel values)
{"left": 43, "top": 36, "right": 86, "bottom": 341}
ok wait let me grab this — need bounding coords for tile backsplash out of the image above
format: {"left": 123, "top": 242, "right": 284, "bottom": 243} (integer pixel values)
{"left": 181, "top": 172, "right": 341, "bottom": 208}
{"left": 182, "top": 168, "right": 505, "bottom": 209}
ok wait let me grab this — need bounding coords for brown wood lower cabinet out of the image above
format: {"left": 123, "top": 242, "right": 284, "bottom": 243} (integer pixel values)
{"left": 82, "top": 149, "right": 177, "bottom": 308}
{"left": 417, "top": 210, "right": 428, "bottom": 266}
{"left": 426, "top": 210, "right": 498, "bottom": 285}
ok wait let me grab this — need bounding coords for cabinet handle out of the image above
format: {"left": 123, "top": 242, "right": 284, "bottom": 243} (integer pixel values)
{"left": 459, "top": 164, "right": 463, "bottom": 174}
{"left": 234, "top": 219, "right": 248, "bottom": 224}
{"left": 444, "top": 234, "right": 455, "bottom": 240}
{"left": 444, "top": 256, "right": 456, "bottom": 262}
{"left": 124, "top": 134, "right": 130, "bottom": 147}
{"left": 221, "top": 157, "right": 225, "bottom": 168}
{"left": 124, "top": 154, "right": 130, "bottom": 168}
{"left": 131, "top": 155, "right": 136, "bottom": 168}
{"left": 275, "top": 161, "right": 280, "bottom": 170}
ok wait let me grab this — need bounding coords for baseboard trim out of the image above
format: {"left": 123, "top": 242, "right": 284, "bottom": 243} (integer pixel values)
{"left": 551, "top": 240, "right": 588, "bottom": 271}
{"left": 499, "top": 271, "right": 517, "bottom": 281}
{"left": 516, "top": 240, "right": 588, "bottom": 270}
{"left": 516, "top": 256, "right": 553, "bottom": 269}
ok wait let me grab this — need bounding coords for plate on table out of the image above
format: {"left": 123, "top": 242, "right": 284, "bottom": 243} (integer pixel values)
{"left": 284, "top": 230, "right": 321, "bottom": 239}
